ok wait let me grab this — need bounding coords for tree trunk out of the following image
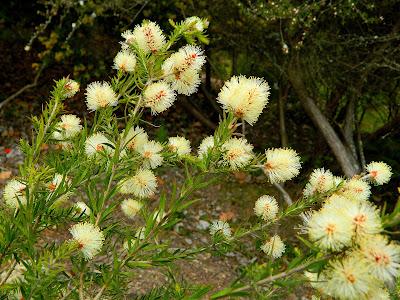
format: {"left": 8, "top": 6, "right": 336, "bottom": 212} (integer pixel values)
{"left": 278, "top": 85, "right": 289, "bottom": 147}
{"left": 288, "top": 59, "right": 361, "bottom": 177}
{"left": 343, "top": 97, "right": 358, "bottom": 160}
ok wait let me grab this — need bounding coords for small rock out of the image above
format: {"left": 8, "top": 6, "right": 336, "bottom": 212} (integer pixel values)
{"left": 196, "top": 220, "right": 210, "bottom": 230}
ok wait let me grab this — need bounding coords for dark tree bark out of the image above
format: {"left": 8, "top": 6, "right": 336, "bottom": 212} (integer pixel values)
{"left": 288, "top": 57, "right": 361, "bottom": 177}
{"left": 278, "top": 85, "right": 289, "bottom": 147}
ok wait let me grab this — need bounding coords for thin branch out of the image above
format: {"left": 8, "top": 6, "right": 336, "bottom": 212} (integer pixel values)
{"left": 0, "top": 64, "right": 45, "bottom": 111}
{"left": 179, "top": 96, "right": 217, "bottom": 130}
{"left": 93, "top": 284, "right": 107, "bottom": 300}
{"left": 79, "top": 272, "right": 84, "bottom": 300}
{"left": 227, "top": 255, "right": 331, "bottom": 295}
{"left": 0, "top": 260, "right": 17, "bottom": 286}
{"left": 273, "top": 183, "right": 293, "bottom": 205}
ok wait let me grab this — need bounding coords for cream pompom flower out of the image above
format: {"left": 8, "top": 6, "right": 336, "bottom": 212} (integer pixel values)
{"left": 0, "top": 262, "right": 26, "bottom": 284}
{"left": 3, "top": 179, "right": 27, "bottom": 208}
{"left": 119, "top": 169, "right": 157, "bottom": 198}
{"left": 64, "top": 79, "right": 80, "bottom": 98}
{"left": 366, "top": 161, "right": 392, "bottom": 185}
{"left": 85, "top": 133, "right": 114, "bottom": 157}
{"left": 338, "top": 178, "right": 371, "bottom": 201}
{"left": 184, "top": 16, "right": 207, "bottom": 32}
{"left": 85, "top": 81, "right": 118, "bottom": 111}
{"left": 74, "top": 202, "right": 91, "bottom": 216}
{"left": 198, "top": 136, "right": 214, "bottom": 157}
{"left": 303, "top": 168, "right": 336, "bottom": 198}
{"left": 138, "top": 140, "right": 164, "bottom": 169}
{"left": 254, "top": 195, "right": 279, "bottom": 221}
{"left": 162, "top": 45, "right": 205, "bottom": 95}
{"left": 217, "top": 75, "right": 270, "bottom": 125}
{"left": 168, "top": 136, "right": 191, "bottom": 156}
{"left": 261, "top": 235, "right": 285, "bottom": 258}
{"left": 323, "top": 255, "right": 377, "bottom": 300}
{"left": 307, "top": 208, "right": 354, "bottom": 251}
{"left": 48, "top": 173, "right": 70, "bottom": 192}
{"left": 364, "top": 287, "right": 391, "bottom": 300}
{"left": 263, "top": 148, "right": 301, "bottom": 184}
{"left": 358, "top": 234, "right": 400, "bottom": 283}
{"left": 209, "top": 220, "right": 232, "bottom": 238}
{"left": 113, "top": 50, "right": 137, "bottom": 72}
{"left": 343, "top": 200, "right": 382, "bottom": 238}
{"left": 122, "top": 21, "right": 166, "bottom": 54}
{"left": 122, "top": 126, "right": 148, "bottom": 151}
{"left": 169, "top": 68, "right": 201, "bottom": 95}
{"left": 69, "top": 222, "right": 104, "bottom": 260}
{"left": 53, "top": 114, "right": 82, "bottom": 140}
{"left": 121, "top": 198, "right": 142, "bottom": 219}
{"left": 221, "top": 137, "right": 253, "bottom": 170}
{"left": 143, "top": 81, "right": 176, "bottom": 114}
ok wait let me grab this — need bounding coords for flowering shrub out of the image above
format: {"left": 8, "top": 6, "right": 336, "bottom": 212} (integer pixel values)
{"left": 0, "top": 17, "right": 399, "bottom": 299}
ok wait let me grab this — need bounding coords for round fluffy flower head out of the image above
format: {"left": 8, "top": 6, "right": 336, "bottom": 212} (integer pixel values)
{"left": 69, "top": 222, "right": 105, "bottom": 260}
{"left": 123, "top": 126, "right": 148, "bottom": 151}
{"left": 345, "top": 200, "right": 382, "bottom": 238}
{"left": 169, "top": 68, "right": 201, "bottom": 95}
{"left": 85, "top": 81, "right": 118, "bottom": 111}
{"left": 138, "top": 140, "right": 163, "bottom": 169}
{"left": 119, "top": 169, "right": 158, "bottom": 198}
{"left": 359, "top": 234, "right": 400, "bottom": 283}
{"left": 48, "top": 173, "right": 69, "bottom": 192}
{"left": 323, "top": 255, "right": 377, "bottom": 300}
{"left": 85, "top": 133, "right": 114, "bottom": 157}
{"left": 64, "top": 79, "right": 79, "bottom": 98}
{"left": 209, "top": 220, "right": 232, "bottom": 239}
{"left": 74, "top": 202, "right": 91, "bottom": 216}
{"left": 263, "top": 148, "right": 301, "bottom": 184}
{"left": 303, "top": 168, "right": 336, "bottom": 198}
{"left": 338, "top": 178, "right": 371, "bottom": 201}
{"left": 113, "top": 50, "right": 136, "bottom": 72}
{"left": 184, "top": 16, "right": 208, "bottom": 32}
{"left": 254, "top": 195, "right": 279, "bottom": 221}
{"left": 3, "top": 179, "right": 27, "bottom": 208}
{"left": 121, "top": 198, "right": 142, "bottom": 219}
{"left": 307, "top": 207, "right": 354, "bottom": 251}
{"left": 261, "top": 235, "right": 285, "bottom": 258}
{"left": 366, "top": 161, "right": 392, "bottom": 185}
{"left": 217, "top": 75, "right": 270, "bottom": 125}
{"left": 122, "top": 21, "right": 166, "bottom": 54}
{"left": 162, "top": 45, "right": 205, "bottom": 95}
{"left": 143, "top": 81, "right": 176, "bottom": 114}
{"left": 168, "top": 136, "right": 191, "bottom": 156}
{"left": 198, "top": 136, "right": 214, "bottom": 157}
{"left": 364, "top": 287, "right": 391, "bottom": 300}
{"left": 55, "top": 114, "right": 82, "bottom": 139}
{"left": 221, "top": 137, "right": 253, "bottom": 170}
{"left": 0, "top": 262, "right": 26, "bottom": 284}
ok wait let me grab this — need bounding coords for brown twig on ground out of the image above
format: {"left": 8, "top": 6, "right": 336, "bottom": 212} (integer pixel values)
{"left": 179, "top": 96, "right": 217, "bottom": 130}
{"left": 0, "top": 65, "right": 45, "bottom": 111}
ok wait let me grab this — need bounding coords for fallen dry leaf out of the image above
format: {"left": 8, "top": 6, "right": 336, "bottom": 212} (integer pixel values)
{"left": 219, "top": 211, "right": 235, "bottom": 221}
{"left": 0, "top": 170, "right": 12, "bottom": 180}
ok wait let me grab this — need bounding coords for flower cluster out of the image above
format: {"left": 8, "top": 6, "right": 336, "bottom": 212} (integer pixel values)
{"left": 2, "top": 17, "right": 398, "bottom": 300}
{"left": 303, "top": 163, "right": 397, "bottom": 299}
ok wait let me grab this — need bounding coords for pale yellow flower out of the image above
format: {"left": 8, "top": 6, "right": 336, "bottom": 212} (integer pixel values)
{"left": 217, "top": 75, "right": 270, "bottom": 125}
{"left": 263, "top": 148, "right": 301, "bottom": 183}
{"left": 261, "top": 235, "right": 285, "bottom": 258}
{"left": 69, "top": 222, "right": 105, "bottom": 260}
{"left": 85, "top": 81, "right": 118, "bottom": 111}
